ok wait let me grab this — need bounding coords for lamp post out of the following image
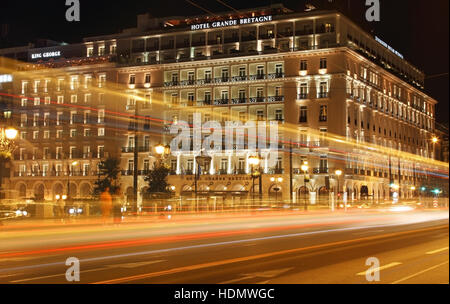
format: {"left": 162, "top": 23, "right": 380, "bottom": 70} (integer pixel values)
{"left": 432, "top": 136, "right": 438, "bottom": 160}
{"left": 301, "top": 162, "right": 309, "bottom": 211}
{"left": 248, "top": 156, "right": 260, "bottom": 202}
{"left": 270, "top": 177, "right": 283, "bottom": 206}
{"left": 67, "top": 161, "right": 78, "bottom": 201}
{"left": 335, "top": 169, "right": 342, "bottom": 211}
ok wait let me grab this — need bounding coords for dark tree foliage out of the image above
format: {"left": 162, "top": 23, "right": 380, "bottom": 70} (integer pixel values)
{"left": 93, "top": 157, "right": 121, "bottom": 195}
{"left": 144, "top": 164, "right": 170, "bottom": 194}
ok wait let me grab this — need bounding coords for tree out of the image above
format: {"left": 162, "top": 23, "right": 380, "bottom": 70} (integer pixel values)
{"left": 93, "top": 157, "right": 121, "bottom": 195}
{"left": 144, "top": 164, "right": 170, "bottom": 194}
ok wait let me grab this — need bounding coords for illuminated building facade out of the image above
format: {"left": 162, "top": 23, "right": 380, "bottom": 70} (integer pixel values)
{"left": 1, "top": 4, "right": 444, "bottom": 204}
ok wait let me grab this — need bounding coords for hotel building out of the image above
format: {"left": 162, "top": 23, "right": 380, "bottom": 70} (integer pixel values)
{"left": 1, "top": 4, "right": 445, "bottom": 207}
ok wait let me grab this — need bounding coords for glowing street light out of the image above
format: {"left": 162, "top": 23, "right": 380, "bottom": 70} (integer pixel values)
{"left": 155, "top": 144, "right": 165, "bottom": 155}
{"left": 4, "top": 128, "right": 18, "bottom": 140}
{"left": 432, "top": 137, "right": 439, "bottom": 144}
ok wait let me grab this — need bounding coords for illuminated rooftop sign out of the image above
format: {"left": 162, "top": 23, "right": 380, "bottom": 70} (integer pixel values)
{"left": 191, "top": 15, "right": 273, "bottom": 31}
{"left": 375, "top": 36, "right": 404, "bottom": 59}
{"left": 0, "top": 74, "right": 13, "bottom": 83}
{"left": 31, "top": 51, "right": 62, "bottom": 60}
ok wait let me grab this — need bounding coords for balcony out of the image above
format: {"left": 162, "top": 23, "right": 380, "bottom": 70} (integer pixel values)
{"left": 164, "top": 81, "right": 179, "bottom": 87}
{"left": 126, "top": 104, "right": 136, "bottom": 111}
{"left": 267, "top": 96, "right": 284, "bottom": 102}
{"left": 231, "top": 98, "right": 247, "bottom": 104}
{"left": 214, "top": 77, "right": 229, "bottom": 84}
{"left": 267, "top": 73, "right": 284, "bottom": 79}
{"left": 313, "top": 168, "right": 329, "bottom": 174}
{"left": 231, "top": 75, "right": 247, "bottom": 82}
{"left": 196, "top": 78, "right": 212, "bottom": 85}
{"left": 214, "top": 99, "right": 229, "bottom": 105}
{"left": 317, "top": 92, "right": 329, "bottom": 99}
{"left": 180, "top": 80, "right": 196, "bottom": 86}
{"left": 249, "top": 97, "right": 265, "bottom": 103}
{"left": 248, "top": 74, "right": 265, "bottom": 80}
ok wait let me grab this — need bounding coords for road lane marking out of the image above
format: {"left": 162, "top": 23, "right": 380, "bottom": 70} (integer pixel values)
{"left": 219, "top": 268, "right": 294, "bottom": 284}
{"left": 356, "top": 262, "right": 402, "bottom": 276}
{"left": 92, "top": 224, "right": 448, "bottom": 284}
{"left": 391, "top": 261, "right": 449, "bottom": 284}
{"left": 426, "top": 247, "right": 449, "bottom": 255}
{"left": 10, "top": 267, "right": 110, "bottom": 283}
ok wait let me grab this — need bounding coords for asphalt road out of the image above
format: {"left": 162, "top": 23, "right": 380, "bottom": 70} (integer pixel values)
{"left": 0, "top": 209, "right": 448, "bottom": 284}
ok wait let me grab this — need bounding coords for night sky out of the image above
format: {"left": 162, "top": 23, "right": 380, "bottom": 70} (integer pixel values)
{"left": 0, "top": 0, "right": 448, "bottom": 125}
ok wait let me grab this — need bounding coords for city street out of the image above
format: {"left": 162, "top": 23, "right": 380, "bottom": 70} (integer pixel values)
{"left": 0, "top": 207, "right": 448, "bottom": 284}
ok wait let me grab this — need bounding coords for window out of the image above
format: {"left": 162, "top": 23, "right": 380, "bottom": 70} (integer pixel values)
{"left": 71, "top": 95, "right": 77, "bottom": 103}
{"left": 44, "top": 96, "right": 51, "bottom": 105}
{"left": 110, "top": 44, "right": 116, "bottom": 54}
{"left": 20, "top": 132, "right": 27, "bottom": 140}
{"left": 98, "top": 128, "right": 105, "bottom": 136}
{"left": 98, "top": 75, "right": 106, "bottom": 88}
{"left": 43, "top": 113, "right": 50, "bottom": 126}
{"left": 220, "top": 159, "right": 228, "bottom": 172}
{"left": 318, "top": 82, "right": 328, "bottom": 98}
{"left": 97, "top": 146, "right": 104, "bottom": 158}
{"left": 275, "top": 64, "right": 283, "bottom": 75}
{"left": 57, "top": 79, "right": 64, "bottom": 91}
{"left": 70, "top": 76, "right": 78, "bottom": 90}
{"left": 57, "top": 96, "right": 64, "bottom": 104}
{"left": 299, "top": 106, "right": 307, "bottom": 123}
{"left": 87, "top": 47, "right": 94, "bottom": 57}
{"left": 171, "top": 73, "right": 178, "bottom": 83}
{"left": 320, "top": 58, "right": 327, "bottom": 69}
{"left": 204, "top": 91, "right": 211, "bottom": 102}
{"left": 257, "top": 65, "right": 264, "bottom": 77}
{"left": 84, "top": 129, "right": 91, "bottom": 137}
{"left": 319, "top": 105, "right": 328, "bottom": 122}
{"left": 84, "top": 75, "right": 92, "bottom": 88}
{"left": 129, "top": 74, "right": 136, "bottom": 85}
{"left": 21, "top": 81, "right": 28, "bottom": 94}
{"left": 70, "top": 129, "right": 77, "bottom": 138}
{"left": 299, "top": 83, "right": 308, "bottom": 98}
{"left": 98, "top": 46, "right": 105, "bottom": 56}
{"left": 187, "top": 92, "right": 195, "bottom": 104}
{"left": 257, "top": 110, "right": 264, "bottom": 121}
{"left": 221, "top": 68, "right": 229, "bottom": 80}
{"left": 145, "top": 73, "right": 151, "bottom": 83}
{"left": 33, "top": 131, "right": 39, "bottom": 139}
{"left": 33, "top": 80, "right": 40, "bottom": 93}
{"left": 239, "top": 67, "right": 246, "bottom": 77}
{"left": 56, "top": 130, "right": 63, "bottom": 139}
{"left": 84, "top": 93, "right": 91, "bottom": 103}
{"left": 21, "top": 98, "right": 27, "bottom": 107}
{"left": 275, "top": 109, "right": 283, "bottom": 121}
{"left": 204, "top": 70, "right": 212, "bottom": 82}
{"left": 300, "top": 60, "right": 307, "bottom": 71}
{"left": 34, "top": 97, "right": 40, "bottom": 106}
{"left": 98, "top": 109, "right": 105, "bottom": 123}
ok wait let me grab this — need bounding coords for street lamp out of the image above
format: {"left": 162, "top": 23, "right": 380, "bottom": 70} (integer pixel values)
{"left": 4, "top": 128, "right": 18, "bottom": 140}
{"left": 335, "top": 169, "right": 342, "bottom": 210}
{"left": 301, "top": 162, "right": 309, "bottom": 211}
{"left": 67, "top": 161, "right": 78, "bottom": 201}
{"left": 270, "top": 177, "right": 283, "bottom": 205}
{"left": 248, "top": 156, "right": 260, "bottom": 202}
{"left": 155, "top": 144, "right": 165, "bottom": 156}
